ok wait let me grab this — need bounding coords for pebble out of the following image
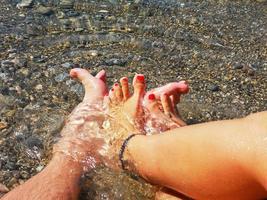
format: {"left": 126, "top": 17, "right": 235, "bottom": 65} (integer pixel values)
{"left": 1, "top": 60, "right": 14, "bottom": 68}
{"left": 0, "top": 122, "right": 7, "bottom": 130}
{"left": 36, "top": 165, "right": 44, "bottom": 172}
{"left": 61, "top": 62, "right": 73, "bottom": 68}
{"left": 35, "top": 6, "right": 54, "bottom": 16}
{"left": 35, "top": 84, "right": 43, "bottom": 90}
{"left": 65, "top": 10, "right": 79, "bottom": 17}
{"left": 5, "top": 161, "right": 16, "bottom": 170}
{"left": 54, "top": 72, "right": 69, "bottom": 82}
{"left": 75, "top": 28, "right": 84, "bottom": 32}
{"left": 7, "top": 177, "right": 17, "bottom": 187}
{"left": 232, "top": 62, "right": 243, "bottom": 69}
{"left": 105, "top": 58, "right": 127, "bottom": 66}
{"left": 17, "top": 0, "right": 33, "bottom": 8}
{"left": 7, "top": 49, "right": 17, "bottom": 53}
{"left": 25, "top": 136, "right": 43, "bottom": 149}
{"left": 98, "top": 10, "right": 109, "bottom": 13}
{"left": 208, "top": 84, "right": 220, "bottom": 92}
{"left": 12, "top": 58, "right": 27, "bottom": 68}
{"left": 88, "top": 50, "right": 99, "bottom": 57}
{"left": 59, "top": 0, "right": 74, "bottom": 9}
{"left": 70, "top": 83, "right": 84, "bottom": 96}
{"left": 0, "top": 183, "right": 9, "bottom": 193}
{"left": 8, "top": 53, "right": 16, "bottom": 59}
{"left": 12, "top": 170, "right": 20, "bottom": 178}
{"left": 20, "top": 171, "right": 30, "bottom": 179}
{"left": 30, "top": 55, "right": 46, "bottom": 63}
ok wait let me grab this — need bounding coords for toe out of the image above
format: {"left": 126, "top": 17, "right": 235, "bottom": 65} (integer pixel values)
{"left": 109, "top": 88, "right": 116, "bottom": 103}
{"left": 144, "top": 93, "right": 160, "bottom": 113}
{"left": 120, "top": 77, "right": 130, "bottom": 101}
{"left": 70, "top": 68, "right": 95, "bottom": 94}
{"left": 152, "top": 81, "right": 189, "bottom": 99}
{"left": 177, "top": 80, "right": 189, "bottom": 94}
{"left": 169, "top": 114, "right": 187, "bottom": 127}
{"left": 95, "top": 70, "right": 107, "bottom": 84}
{"left": 162, "top": 94, "right": 187, "bottom": 126}
{"left": 114, "top": 83, "right": 123, "bottom": 102}
{"left": 170, "top": 93, "right": 181, "bottom": 115}
{"left": 161, "top": 94, "right": 175, "bottom": 116}
{"left": 132, "top": 74, "right": 146, "bottom": 98}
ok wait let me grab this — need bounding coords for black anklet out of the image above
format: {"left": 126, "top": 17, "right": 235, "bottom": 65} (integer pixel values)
{"left": 119, "top": 134, "right": 140, "bottom": 170}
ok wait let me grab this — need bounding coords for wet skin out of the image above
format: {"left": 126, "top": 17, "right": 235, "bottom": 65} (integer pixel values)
{"left": 108, "top": 74, "right": 189, "bottom": 133}
{"left": 3, "top": 69, "right": 267, "bottom": 200}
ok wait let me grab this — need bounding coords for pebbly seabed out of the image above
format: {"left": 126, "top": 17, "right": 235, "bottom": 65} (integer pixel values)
{"left": 0, "top": 0, "right": 266, "bottom": 199}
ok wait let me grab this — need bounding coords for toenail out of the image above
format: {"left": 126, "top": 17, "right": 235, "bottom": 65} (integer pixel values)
{"left": 136, "top": 75, "right": 145, "bottom": 82}
{"left": 114, "top": 83, "right": 119, "bottom": 87}
{"left": 122, "top": 77, "right": 128, "bottom": 81}
{"left": 148, "top": 93, "right": 155, "bottom": 100}
{"left": 111, "top": 88, "right": 114, "bottom": 91}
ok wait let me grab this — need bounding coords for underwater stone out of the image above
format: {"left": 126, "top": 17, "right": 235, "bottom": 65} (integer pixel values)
{"left": 25, "top": 136, "right": 43, "bottom": 149}
{"left": 105, "top": 58, "right": 127, "bottom": 66}
{"left": 208, "top": 84, "right": 220, "bottom": 92}
{"left": 54, "top": 72, "right": 69, "bottom": 82}
{"left": 1, "top": 60, "right": 14, "bottom": 68}
{"left": 61, "top": 62, "right": 73, "bottom": 68}
{"left": 35, "top": 6, "right": 54, "bottom": 16}
{"left": 16, "top": 0, "right": 33, "bottom": 8}
{"left": 59, "top": 0, "right": 74, "bottom": 9}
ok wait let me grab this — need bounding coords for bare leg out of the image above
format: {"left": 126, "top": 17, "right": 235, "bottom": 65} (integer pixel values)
{"left": 2, "top": 69, "right": 109, "bottom": 200}
{"left": 108, "top": 75, "right": 190, "bottom": 199}
{"left": 126, "top": 111, "right": 267, "bottom": 200}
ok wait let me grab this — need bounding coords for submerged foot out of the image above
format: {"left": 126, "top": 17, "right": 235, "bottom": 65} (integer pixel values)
{"left": 54, "top": 68, "right": 109, "bottom": 167}
{"left": 108, "top": 74, "right": 146, "bottom": 132}
{"left": 143, "top": 81, "right": 189, "bottom": 133}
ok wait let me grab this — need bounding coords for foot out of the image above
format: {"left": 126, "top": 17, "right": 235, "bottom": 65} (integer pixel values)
{"left": 143, "top": 81, "right": 189, "bottom": 134}
{"left": 54, "top": 68, "right": 109, "bottom": 167}
{"left": 69, "top": 68, "right": 108, "bottom": 103}
{"left": 145, "top": 81, "right": 189, "bottom": 123}
{"left": 108, "top": 74, "right": 146, "bottom": 132}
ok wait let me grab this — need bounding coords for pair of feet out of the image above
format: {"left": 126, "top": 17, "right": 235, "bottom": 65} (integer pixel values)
{"left": 108, "top": 72, "right": 189, "bottom": 134}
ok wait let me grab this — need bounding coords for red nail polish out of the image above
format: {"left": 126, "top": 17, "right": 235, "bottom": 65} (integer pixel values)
{"left": 111, "top": 88, "right": 114, "bottom": 91}
{"left": 136, "top": 75, "right": 145, "bottom": 82}
{"left": 148, "top": 93, "right": 155, "bottom": 100}
{"left": 122, "top": 77, "right": 128, "bottom": 81}
{"left": 114, "top": 83, "right": 119, "bottom": 87}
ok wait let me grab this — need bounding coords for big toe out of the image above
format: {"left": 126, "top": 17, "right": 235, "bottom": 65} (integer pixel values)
{"left": 70, "top": 68, "right": 104, "bottom": 100}
{"left": 132, "top": 74, "right": 146, "bottom": 98}
{"left": 95, "top": 70, "right": 107, "bottom": 84}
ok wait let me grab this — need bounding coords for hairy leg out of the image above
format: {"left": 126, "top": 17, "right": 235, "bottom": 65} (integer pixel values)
{"left": 2, "top": 69, "right": 109, "bottom": 200}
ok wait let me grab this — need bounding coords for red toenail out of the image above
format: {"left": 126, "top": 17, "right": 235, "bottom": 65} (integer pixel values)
{"left": 70, "top": 71, "right": 77, "bottom": 78}
{"left": 111, "top": 88, "right": 114, "bottom": 91}
{"left": 114, "top": 83, "right": 119, "bottom": 87}
{"left": 122, "top": 77, "right": 128, "bottom": 81}
{"left": 136, "top": 75, "right": 145, "bottom": 82}
{"left": 148, "top": 93, "right": 155, "bottom": 100}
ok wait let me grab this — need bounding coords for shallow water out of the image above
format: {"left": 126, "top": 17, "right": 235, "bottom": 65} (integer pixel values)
{"left": 0, "top": 0, "right": 267, "bottom": 199}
